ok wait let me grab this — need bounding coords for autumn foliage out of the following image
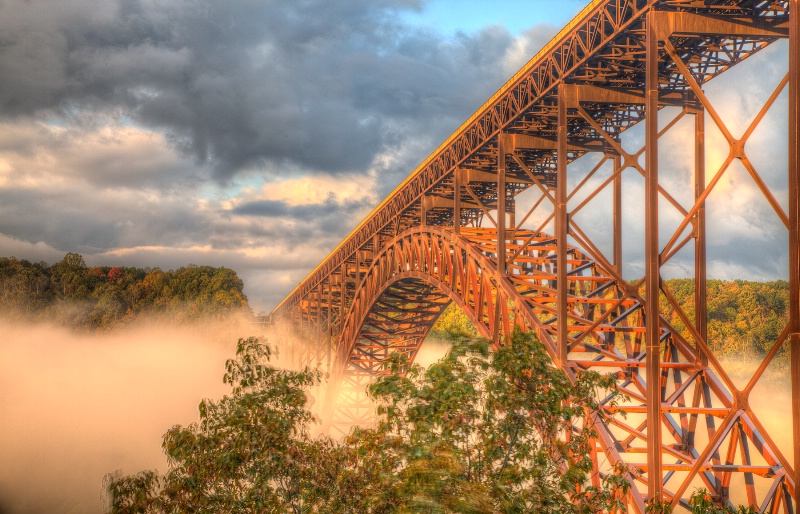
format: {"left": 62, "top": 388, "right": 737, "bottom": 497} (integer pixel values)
{"left": 0, "top": 253, "right": 250, "bottom": 328}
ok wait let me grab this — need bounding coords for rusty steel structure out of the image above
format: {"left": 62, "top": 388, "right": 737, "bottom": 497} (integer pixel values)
{"left": 269, "top": 0, "right": 799, "bottom": 511}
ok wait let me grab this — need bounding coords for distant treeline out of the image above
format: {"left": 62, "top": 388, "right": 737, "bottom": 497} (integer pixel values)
{"left": 661, "top": 278, "right": 789, "bottom": 366}
{"left": 2, "top": 251, "right": 790, "bottom": 367}
{"left": 0, "top": 253, "right": 250, "bottom": 329}
{"left": 432, "top": 278, "right": 790, "bottom": 369}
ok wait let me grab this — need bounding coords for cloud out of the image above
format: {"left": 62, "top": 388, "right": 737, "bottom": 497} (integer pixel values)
{"left": 0, "top": 234, "right": 66, "bottom": 265}
{"left": 0, "top": 0, "right": 568, "bottom": 312}
{"left": 0, "top": 0, "right": 545, "bottom": 181}
{"left": 0, "top": 0, "right": 792, "bottom": 314}
{"left": 0, "top": 184, "right": 210, "bottom": 251}
{"left": 233, "top": 195, "right": 366, "bottom": 219}
{"left": 0, "top": 120, "right": 207, "bottom": 190}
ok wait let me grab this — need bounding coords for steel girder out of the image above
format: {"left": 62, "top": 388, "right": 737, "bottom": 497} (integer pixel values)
{"left": 270, "top": 0, "right": 798, "bottom": 511}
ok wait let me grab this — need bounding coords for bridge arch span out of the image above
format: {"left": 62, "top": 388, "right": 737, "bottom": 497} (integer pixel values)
{"left": 335, "top": 226, "right": 562, "bottom": 380}
{"left": 324, "top": 224, "right": 653, "bottom": 505}
{"left": 322, "top": 225, "right": 793, "bottom": 511}
{"left": 334, "top": 225, "right": 637, "bottom": 379}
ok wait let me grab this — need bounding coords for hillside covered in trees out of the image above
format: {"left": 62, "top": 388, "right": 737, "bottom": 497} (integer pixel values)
{"left": 0, "top": 253, "right": 250, "bottom": 329}
{"left": 662, "top": 278, "right": 789, "bottom": 367}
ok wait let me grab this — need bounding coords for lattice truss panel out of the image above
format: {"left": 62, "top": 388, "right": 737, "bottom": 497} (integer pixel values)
{"left": 270, "top": 0, "right": 799, "bottom": 512}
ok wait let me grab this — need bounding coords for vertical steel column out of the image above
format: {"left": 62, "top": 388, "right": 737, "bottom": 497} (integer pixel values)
{"left": 454, "top": 169, "right": 462, "bottom": 235}
{"left": 334, "top": 265, "right": 345, "bottom": 373}
{"left": 557, "top": 90, "right": 569, "bottom": 366}
{"left": 317, "top": 284, "right": 323, "bottom": 367}
{"left": 293, "top": 305, "right": 299, "bottom": 367}
{"left": 356, "top": 251, "right": 363, "bottom": 291}
{"left": 509, "top": 200, "right": 516, "bottom": 232}
{"left": 789, "top": 0, "right": 800, "bottom": 503}
{"left": 496, "top": 138, "right": 507, "bottom": 343}
{"left": 299, "top": 302, "right": 304, "bottom": 366}
{"left": 343, "top": 260, "right": 351, "bottom": 342}
{"left": 695, "top": 108, "right": 708, "bottom": 360}
{"left": 613, "top": 154, "right": 622, "bottom": 274}
{"left": 327, "top": 273, "right": 334, "bottom": 375}
{"left": 498, "top": 138, "right": 507, "bottom": 276}
{"left": 645, "top": 9, "right": 663, "bottom": 504}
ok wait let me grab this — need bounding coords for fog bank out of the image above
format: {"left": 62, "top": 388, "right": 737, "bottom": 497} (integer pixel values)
{"left": 1, "top": 321, "right": 794, "bottom": 513}
{"left": 0, "top": 317, "right": 262, "bottom": 514}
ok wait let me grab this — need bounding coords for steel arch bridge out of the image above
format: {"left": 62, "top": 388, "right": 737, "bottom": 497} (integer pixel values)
{"left": 269, "top": 0, "right": 800, "bottom": 511}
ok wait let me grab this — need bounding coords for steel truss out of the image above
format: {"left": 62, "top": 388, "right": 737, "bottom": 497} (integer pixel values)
{"left": 270, "top": 0, "right": 799, "bottom": 511}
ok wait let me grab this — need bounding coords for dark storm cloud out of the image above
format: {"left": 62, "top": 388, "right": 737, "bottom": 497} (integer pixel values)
{"left": 0, "top": 0, "right": 528, "bottom": 180}
{"left": 233, "top": 199, "right": 294, "bottom": 218}
{"left": 233, "top": 194, "right": 372, "bottom": 220}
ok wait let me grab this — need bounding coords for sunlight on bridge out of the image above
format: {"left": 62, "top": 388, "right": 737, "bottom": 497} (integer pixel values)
{"left": 269, "top": 1, "right": 800, "bottom": 512}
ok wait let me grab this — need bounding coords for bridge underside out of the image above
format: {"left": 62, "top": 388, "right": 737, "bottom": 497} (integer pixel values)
{"left": 271, "top": 0, "right": 800, "bottom": 511}
{"left": 297, "top": 226, "right": 791, "bottom": 512}
{"left": 328, "top": 277, "right": 451, "bottom": 429}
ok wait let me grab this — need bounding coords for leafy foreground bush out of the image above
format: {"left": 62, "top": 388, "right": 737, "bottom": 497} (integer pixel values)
{"left": 107, "top": 331, "right": 634, "bottom": 513}
{"left": 645, "top": 489, "right": 757, "bottom": 514}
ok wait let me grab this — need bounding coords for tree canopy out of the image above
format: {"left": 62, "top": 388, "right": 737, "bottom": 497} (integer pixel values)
{"left": 107, "top": 331, "right": 629, "bottom": 513}
{"left": 0, "top": 254, "right": 251, "bottom": 328}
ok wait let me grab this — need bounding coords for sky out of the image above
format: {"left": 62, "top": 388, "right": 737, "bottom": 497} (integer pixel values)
{"left": 0, "top": 0, "right": 791, "bottom": 313}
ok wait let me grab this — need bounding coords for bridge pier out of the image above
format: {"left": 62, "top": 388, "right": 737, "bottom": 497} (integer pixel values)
{"left": 790, "top": 0, "right": 800, "bottom": 506}
{"left": 645, "top": 9, "right": 664, "bottom": 504}
{"left": 557, "top": 88, "right": 569, "bottom": 368}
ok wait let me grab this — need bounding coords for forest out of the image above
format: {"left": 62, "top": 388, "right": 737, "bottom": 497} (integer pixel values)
{"left": 0, "top": 252, "right": 250, "bottom": 329}
{"left": 660, "top": 278, "right": 790, "bottom": 369}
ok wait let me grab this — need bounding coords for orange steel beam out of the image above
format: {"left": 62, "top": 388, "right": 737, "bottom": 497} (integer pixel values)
{"left": 790, "top": 0, "right": 800, "bottom": 506}
{"left": 645, "top": 9, "right": 663, "bottom": 504}
{"left": 269, "top": 1, "right": 797, "bottom": 511}
{"left": 557, "top": 88, "right": 569, "bottom": 366}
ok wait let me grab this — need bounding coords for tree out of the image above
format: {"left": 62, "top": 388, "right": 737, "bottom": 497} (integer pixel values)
{"left": 429, "top": 302, "right": 479, "bottom": 339}
{"left": 58, "top": 252, "right": 87, "bottom": 271}
{"left": 0, "top": 257, "right": 53, "bottom": 315}
{"left": 50, "top": 252, "right": 89, "bottom": 299}
{"left": 363, "top": 330, "right": 625, "bottom": 513}
{"left": 107, "top": 331, "right": 628, "bottom": 514}
{"left": 107, "top": 337, "right": 325, "bottom": 513}
{"left": 107, "top": 267, "right": 124, "bottom": 283}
